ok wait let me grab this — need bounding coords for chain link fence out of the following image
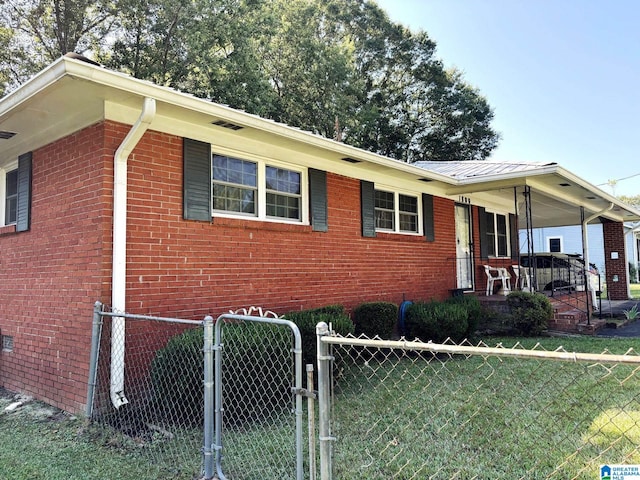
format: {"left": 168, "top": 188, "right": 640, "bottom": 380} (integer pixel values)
{"left": 87, "top": 304, "right": 206, "bottom": 479}
{"left": 316, "top": 325, "right": 640, "bottom": 480}
{"left": 86, "top": 303, "right": 308, "bottom": 480}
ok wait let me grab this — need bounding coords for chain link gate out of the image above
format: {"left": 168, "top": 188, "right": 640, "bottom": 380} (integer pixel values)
{"left": 204, "top": 312, "right": 305, "bottom": 480}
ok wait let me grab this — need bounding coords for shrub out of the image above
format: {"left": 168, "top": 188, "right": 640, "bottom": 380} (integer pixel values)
{"left": 150, "top": 326, "right": 204, "bottom": 425}
{"left": 150, "top": 322, "right": 292, "bottom": 427}
{"left": 505, "top": 291, "right": 553, "bottom": 336}
{"left": 405, "top": 300, "right": 468, "bottom": 343}
{"left": 353, "top": 302, "right": 398, "bottom": 338}
{"left": 445, "top": 295, "right": 482, "bottom": 338}
{"left": 284, "top": 305, "right": 354, "bottom": 369}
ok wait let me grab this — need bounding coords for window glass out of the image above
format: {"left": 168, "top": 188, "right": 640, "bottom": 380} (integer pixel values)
{"left": 496, "top": 214, "right": 508, "bottom": 257}
{"left": 212, "top": 153, "right": 303, "bottom": 222}
{"left": 549, "top": 237, "right": 561, "bottom": 253}
{"left": 485, "top": 212, "right": 496, "bottom": 257}
{"left": 399, "top": 194, "right": 418, "bottom": 233}
{"left": 212, "top": 155, "right": 257, "bottom": 215}
{"left": 5, "top": 169, "right": 17, "bottom": 225}
{"left": 485, "top": 211, "right": 509, "bottom": 257}
{"left": 266, "top": 166, "right": 301, "bottom": 220}
{"left": 375, "top": 190, "right": 395, "bottom": 230}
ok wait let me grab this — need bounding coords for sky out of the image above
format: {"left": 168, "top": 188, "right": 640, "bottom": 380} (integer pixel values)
{"left": 375, "top": 0, "right": 640, "bottom": 198}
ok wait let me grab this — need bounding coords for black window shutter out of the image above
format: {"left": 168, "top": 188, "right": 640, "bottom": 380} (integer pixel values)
{"left": 308, "top": 168, "right": 328, "bottom": 232}
{"left": 422, "top": 193, "right": 435, "bottom": 242}
{"left": 478, "top": 206, "right": 488, "bottom": 259}
{"left": 509, "top": 213, "right": 518, "bottom": 260}
{"left": 16, "top": 152, "right": 32, "bottom": 232}
{"left": 360, "top": 180, "right": 376, "bottom": 238}
{"left": 183, "top": 138, "right": 212, "bottom": 222}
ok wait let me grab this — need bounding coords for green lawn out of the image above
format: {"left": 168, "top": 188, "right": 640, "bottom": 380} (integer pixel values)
{"left": 1, "top": 335, "right": 639, "bottom": 479}
{"left": 330, "top": 335, "right": 640, "bottom": 479}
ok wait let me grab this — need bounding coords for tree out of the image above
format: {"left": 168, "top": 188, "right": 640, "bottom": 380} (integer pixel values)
{"left": 0, "top": 0, "right": 117, "bottom": 90}
{"left": 0, "top": 0, "right": 500, "bottom": 163}
{"left": 619, "top": 195, "right": 640, "bottom": 209}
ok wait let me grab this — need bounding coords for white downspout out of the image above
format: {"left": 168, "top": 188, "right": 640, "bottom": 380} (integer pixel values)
{"left": 111, "top": 97, "right": 156, "bottom": 409}
{"left": 582, "top": 203, "right": 614, "bottom": 311}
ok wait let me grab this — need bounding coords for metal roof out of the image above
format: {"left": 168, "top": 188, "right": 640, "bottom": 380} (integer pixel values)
{"left": 414, "top": 160, "right": 558, "bottom": 179}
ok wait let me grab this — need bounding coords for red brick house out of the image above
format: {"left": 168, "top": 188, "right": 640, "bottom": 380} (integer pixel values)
{"left": 1, "top": 55, "right": 639, "bottom": 413}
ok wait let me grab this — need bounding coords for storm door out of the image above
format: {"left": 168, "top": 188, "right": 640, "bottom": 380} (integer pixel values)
{"left": 455, "top": 204, "right": 474, "bottom": 290}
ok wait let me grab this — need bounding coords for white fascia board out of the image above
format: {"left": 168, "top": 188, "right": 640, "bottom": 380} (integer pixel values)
{"left": 63, "top": 57, "right": 455, "bottom": 186}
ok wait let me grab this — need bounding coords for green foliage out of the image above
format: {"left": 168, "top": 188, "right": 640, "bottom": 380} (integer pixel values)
{"left": 505, "top": 291, "right": 553, "bottom": 336}
{"left": 404, "top": 300, "right": 468, "bottom": 343}
{"left": 353, "top": 302, "right": 398, "bottom": 338}
{"left": 445, "top": 294, "right": 483, "bottom": 337}
{"left": 150, "top": 326, "right": 203, "bottom": 425}
{"left": 623, "top": 304, "right": 639, "bottom": 320}
{"left": 150, "top": 322, "right": 292, "bottom": 426}
{"left": 284, "top": 305, "right": 354, "bottom": 369}
{"left": 1, "top": 0, "right": 499, "bottom": 163}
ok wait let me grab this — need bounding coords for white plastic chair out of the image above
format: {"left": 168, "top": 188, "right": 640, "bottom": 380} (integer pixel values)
{"left": 484, "top": 265, "right": 510, "bottom": 296}
{"left": 512, "top": 265, "right": 531, "bottom": 291}
{"left": 498, "top": 267, "right": 512, "bottom": 292}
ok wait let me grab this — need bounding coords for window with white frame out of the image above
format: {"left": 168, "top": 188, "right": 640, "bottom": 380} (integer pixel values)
{"left": 485, "top": 211, "right": 509, "bottom": 257}
{"left": 547, "top": 236, "right": 562, "bottom": 253}
{"left": 374, "top": 189, "right": 420, "bottom": 234}
{"left": 3, "top": 167, "right": 18, "bottom": 226}
{"left": 212, "top": 153, "right": 303, "bottom": 222}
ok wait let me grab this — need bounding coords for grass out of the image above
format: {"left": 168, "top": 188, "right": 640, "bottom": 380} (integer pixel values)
{"left": 1, "top": 335, "right": 640, "bottom": 479}
{"left": 0, "top": 391, "right": 202, "bottom": 480}
{"left": 330, "top": 335, "right": 640, "bottom": 479}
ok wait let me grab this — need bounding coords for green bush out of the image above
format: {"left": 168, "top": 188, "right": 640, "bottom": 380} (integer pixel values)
{"left": 505, "top": 291, "right": 553, "bottom": 335}
{"left": 150, "top": 322, "right": 291, "bottom": 427}
{"left": 405, "top": 300, "right": 468, "bottom": 343}
{"left": 150, "top": 326, "right": 204, "bottom": 425}
{"left": 445, "top": 295, "right": 482, "bottom": 338}
{"left": 353, "top": 302, "right": 398, "bottom": 338}
{"left": 284, "top": 305, "right": 354, "bottom": 369}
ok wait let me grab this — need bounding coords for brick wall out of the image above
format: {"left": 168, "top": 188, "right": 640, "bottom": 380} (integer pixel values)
{"left": 0, "top": 123, "right": 113, "bottom": 412}
{"left": 123, "top": 125, "right": 459, "bottom": 319}
{"left": 1, "top": 121, "right": 462, "bottom": 413}
{"left": 603, "top": 220, "right": 629, "bottom": 300}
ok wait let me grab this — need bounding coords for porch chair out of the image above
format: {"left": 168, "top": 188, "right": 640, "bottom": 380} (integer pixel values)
{"left": 484, "top": 265, "right": 510, "bottom": 296}
{"left": 511, "top": 265, "right": 532, "bottom": 292}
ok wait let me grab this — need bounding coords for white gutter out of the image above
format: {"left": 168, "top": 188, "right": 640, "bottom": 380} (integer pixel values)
{"left": 110, "top": 97, "right": 156, "bottom": 409}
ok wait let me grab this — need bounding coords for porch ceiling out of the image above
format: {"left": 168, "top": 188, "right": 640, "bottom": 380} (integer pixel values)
{"left": 447, "top": 168, "right": 640, "bottom": 228}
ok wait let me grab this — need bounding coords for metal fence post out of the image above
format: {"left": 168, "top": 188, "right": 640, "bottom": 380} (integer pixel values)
{"left": 203, "top": 315, "right": 215, "bottom": 480}
{"left": 316, "top": 321, "right": 333, "bottom": 480}
{"left": 307, "top": 364, "right": 317, "bottom": 480}
{"left": 86, "top": 301, "right": 103, "bottom": 419}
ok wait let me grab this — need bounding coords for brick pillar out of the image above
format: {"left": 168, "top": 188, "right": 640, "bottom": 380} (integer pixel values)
{"left": 603, "top": 220, "right": 629, "bottom": 300}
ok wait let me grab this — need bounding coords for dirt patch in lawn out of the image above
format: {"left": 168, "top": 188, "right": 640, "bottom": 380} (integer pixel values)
{"left": 0, "top": 386, "right": 76, "bottom": 423}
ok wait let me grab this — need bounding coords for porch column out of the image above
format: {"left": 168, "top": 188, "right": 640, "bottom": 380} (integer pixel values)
{"left": 603, "top": 220, "right": 629, "bottom": 300}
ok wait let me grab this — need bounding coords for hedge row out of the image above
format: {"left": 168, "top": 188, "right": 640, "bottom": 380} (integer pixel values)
{"left": 149, "top": 292, "right": 550, "bottom": 426}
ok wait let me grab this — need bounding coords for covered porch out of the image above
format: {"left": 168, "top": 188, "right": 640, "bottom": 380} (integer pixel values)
{"left": 417, "top": 161, "right": 640, "bottom": 333}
